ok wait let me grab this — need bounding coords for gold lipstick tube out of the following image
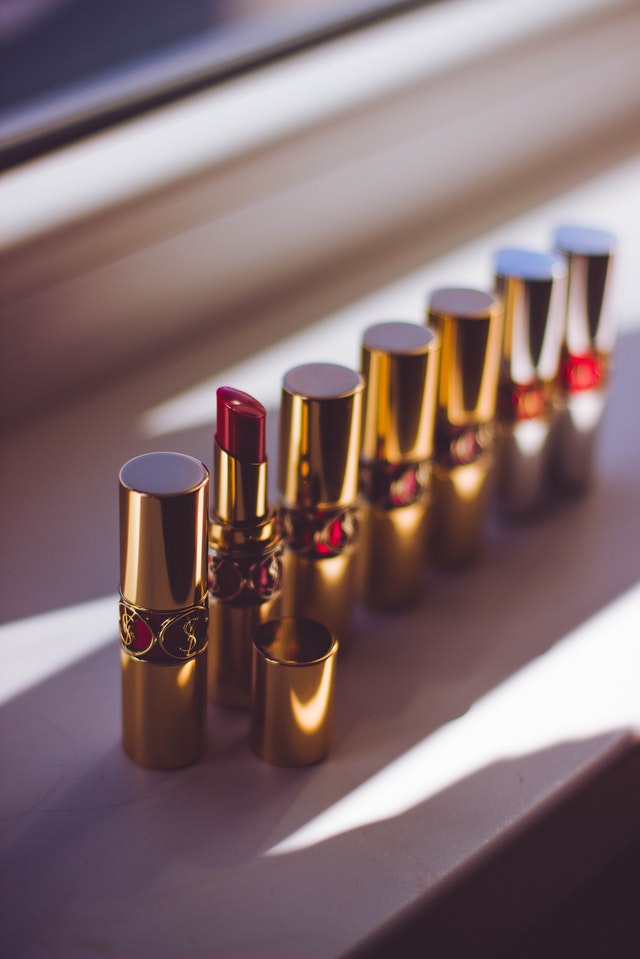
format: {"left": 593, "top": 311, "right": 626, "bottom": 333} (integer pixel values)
{"left": 427, "top": 288, "right": 503, "bottom": 566}
{"left": 119, "top": 452, "right": 209, "bottom": 768}
{"left": 208, "top": 441, "right": 283, "bottom": 709}
{"left": 493, "top": 249, "right": 567, "bottom": 519}
{"left": 550, "top": 225, "right": 617, "bottom": 493}
{"left": 278, "top": 363, "right": 364, "bottom": 648}
{"left": 359, "top": 322, "right": 439, "bottom": 608}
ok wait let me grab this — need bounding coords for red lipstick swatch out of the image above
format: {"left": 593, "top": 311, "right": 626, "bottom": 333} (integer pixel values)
{"left": 216, "top": 387, "right": 266, "bottom": 462}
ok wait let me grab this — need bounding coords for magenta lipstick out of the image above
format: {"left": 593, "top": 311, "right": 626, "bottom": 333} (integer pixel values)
{"left": 207, "top": 387, "right": 283, "bottom": 709}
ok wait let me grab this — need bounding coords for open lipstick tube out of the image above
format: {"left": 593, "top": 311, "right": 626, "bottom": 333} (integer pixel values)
{"left": 493, "top": 248, "right": 567, "bottom": 519}
{"left": 119, "top": 452, "right": 209, "bottom": 768}
{"left": 278, "top": 363, "right": 364, "bottom": 648}
{"left": 207, "top": 387, "right": 283, "bottom": 709}
{"left": 427, "top": 288, "right": 503, "bottom": 566}
{"left": 550, "top": 225, "right": 617, "bottom": 493}
{"left": 359, "top": 321, "right": 440, "bottom": 608}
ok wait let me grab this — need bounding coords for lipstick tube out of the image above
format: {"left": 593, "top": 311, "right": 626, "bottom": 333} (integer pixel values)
{"left": 207, "top": 387, "right": 283, "bottom": 709}
{"left": 550, "top": 225, "right": 617, "bottom": 493}
{"left": 427, "top": 288, "right": 503, "bottom": 566}
{"left": 278, "top": 363, "right": 364, "bottom": 648}
{"left": 359, "top": 321, "right": 440, "bottom": 608}
{"left": 119, "top": 452, "right": 209, "bottom": 768}
{"left": 493, "top": 248, "right": 567, "bottom": 519}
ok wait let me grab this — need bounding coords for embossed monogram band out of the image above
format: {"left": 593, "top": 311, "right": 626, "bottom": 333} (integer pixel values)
{"left": 360, "top": 461, "right": 431, "bottom": 509}
{"left": 119, "top": 595, "right": 208, "bottom": 663}
{"left": 208, "top": 542, "right": 284, "bottom": 604}
{"left": 281, "top": 505, "right": 360, "bottom": 558}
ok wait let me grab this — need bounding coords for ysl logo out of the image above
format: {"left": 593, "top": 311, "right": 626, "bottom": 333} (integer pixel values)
{"left": 120, "top": 606, "right": 137, "bottom": 648}
{"left": 118, "top": 597, "right": 207, "bottom": 662}
{"left": 180, "top": 616, "right": 199, "bottom": 657}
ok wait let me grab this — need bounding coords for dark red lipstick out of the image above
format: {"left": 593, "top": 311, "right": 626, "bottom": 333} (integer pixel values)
{"left": 216, "top": 386, "right": 266, "bottom": 463}
{"left": 207, "top": 387, "right": 283, "bottom": 709}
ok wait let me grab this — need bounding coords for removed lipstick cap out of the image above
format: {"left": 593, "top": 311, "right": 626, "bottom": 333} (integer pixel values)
{"left": 279, "top": 363, "right": 364, "bottom": 509}
{"left": 250, "top": 617, "right": 338, "bottom": 766}
{"left": 361, "top": 322, "right": 440, "bottom": 464}
{"left": 554, "top": 225, "right": 616, "bottom": 358}
{"left": 428, "top": 288, "right": 503, "bottom": 426}
{"left": 119, "top": 452, "right": 209, "bottom": 768}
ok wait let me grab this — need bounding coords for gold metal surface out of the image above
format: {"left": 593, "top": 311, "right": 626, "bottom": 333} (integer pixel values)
{"left": 207, "top": 592, "right": 281, "bottom": 709}
{"left": 279, "top": 363, "right": 364, "bottom": 509}
{"left": 494, "top": 250, "right": 567, "bottom": 389}
{"left": 119, "top": 452, "right": 209, "bottom": 768}
{"left": 430, "top": 458, "right": 492, "bottom": 567}
{"left": 493, "top": 249, "right": 567, "bottom": 518}
{"left": 428, "top": 288, "right": 503, "bottom": 426}
{"left": 121, "top": 651, "right": 206, "bottom": 768}
{"left": 427, "top": 289, "right": 501, "bottom": 565}
{"left": 213, "top": 442, "right": 268, "bottom": 525}
{"left": 280, "top": 547, "right": 358, "bottom": 648}
{"left": 360, "top": 322, "right": 439, "bottom": 463}
{"left": 359, "top": 321, "right": 439, "bottom": 606}
{"left": 250, "top": 617, "right": 338, "bottom": 766}
{"left": 119, "top": 452, "right": 209, "bottom": 610}
{"left": 549, "top": 226, "right": 617, "bottom": 492}
{"left": 360, "top": 497, "right": 431, "bottom": 608}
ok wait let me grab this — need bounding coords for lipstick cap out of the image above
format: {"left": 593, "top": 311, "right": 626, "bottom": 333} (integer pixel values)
{"left": 279, "top": 363, "right": 364, "bottom": 509}
{"left": 554, "top": 225, "right": 616, "bottom": 359}
{"left": 494, "top": 248, "right": 567, "bottom": 391}
{"left": 119, "top": 452, "right": 209, "bottom": 768}
{"left": 361, "top": 322, "right": 439, "bottom": 464}
{"left": 428, "top": 288, "right": 503, "bottom": 427}
{"left": 120, "top": 452, "right": 209, "bottom": 611}
{"left": 250, "top": 617, "right": 338, "bottom": 766}
{"left": 493, "top": 249, "right": 567, "bottom": 519}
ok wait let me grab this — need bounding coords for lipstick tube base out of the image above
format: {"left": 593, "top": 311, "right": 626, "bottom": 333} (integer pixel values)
{"left": 281, "top": 550, "right": 358, "bottom": 650}
{"left": 360, "top": 498, "right": 431, "bottom": 609}
{"left": 207, "top": 594, "right": 281, "bottom": 709}
{"left": 495, "top": 417, "right": 554, "bottom": 520}
{"left": 121, "top": 652, "right": 207, "bottom": 768}
{"left": 431, "top": 457, "right": 491, "bottom": 567}
{"left": 549, "top": 391, "right": 607, "bottom": 494}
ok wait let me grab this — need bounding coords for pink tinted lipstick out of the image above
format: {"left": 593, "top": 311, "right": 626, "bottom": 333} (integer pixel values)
{"left": 207, "top": 387, "right": 283, "bottom": 709}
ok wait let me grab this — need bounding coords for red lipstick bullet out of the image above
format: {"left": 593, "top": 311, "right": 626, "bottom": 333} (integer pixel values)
{"left": 207, "top": 387, "right": 283, "bottom": 709}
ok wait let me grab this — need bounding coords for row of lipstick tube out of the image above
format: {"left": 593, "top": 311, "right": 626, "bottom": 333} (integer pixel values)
{"left": 118, "top": 223, "right": 616, "bottom": 769}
